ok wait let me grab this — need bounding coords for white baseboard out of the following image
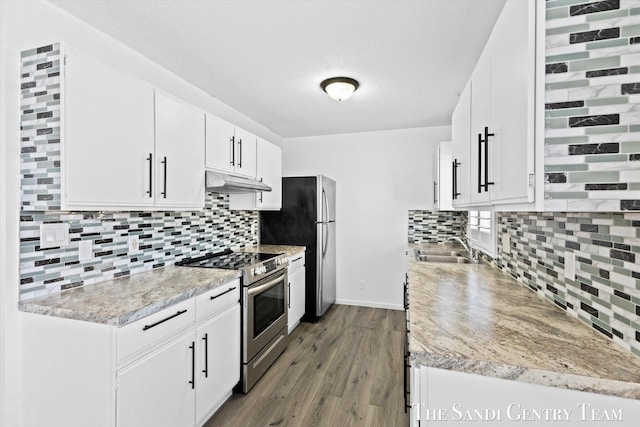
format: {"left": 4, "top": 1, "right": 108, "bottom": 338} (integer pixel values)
{"left": 335, "top": 299, "right": 403, "bottom": 311}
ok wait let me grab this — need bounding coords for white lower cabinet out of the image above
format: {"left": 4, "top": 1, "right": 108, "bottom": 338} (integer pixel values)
{"left": 117, "top": 332, "right": 196, "bottom": 427}
{"left": 287, "top": 253, "right": 305, "bottom": 333}
{"left": 195, "top": 304, "right": 241, "bottom": 425}
{"left": 21, "top": 279, "right": 240, "bottom": 427}
{"left": 411, "top": 366, "right": 640, "bottom": 427}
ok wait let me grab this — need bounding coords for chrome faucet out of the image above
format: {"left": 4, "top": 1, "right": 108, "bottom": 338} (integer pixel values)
{"left": 447, "top": 236, "right": 477, "bottom": 260}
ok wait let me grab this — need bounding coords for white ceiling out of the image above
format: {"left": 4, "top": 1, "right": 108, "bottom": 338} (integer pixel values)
{"left": 49, "top": 0, "right": 506, "bottom": 139}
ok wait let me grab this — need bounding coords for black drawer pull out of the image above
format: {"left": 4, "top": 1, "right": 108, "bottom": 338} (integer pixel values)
{"left": 142, "top": 309, "right": 187, "bottom": 331}
{"left": 210, "top": 287, "right": 236, "bottom": 300}
{"left": 291, "top": 256, "right": 303, "bottom": 262}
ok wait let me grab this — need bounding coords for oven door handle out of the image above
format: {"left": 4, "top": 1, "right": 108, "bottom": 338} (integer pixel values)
{"left": 248, "top": 272, "right": 286, "bottom": 296}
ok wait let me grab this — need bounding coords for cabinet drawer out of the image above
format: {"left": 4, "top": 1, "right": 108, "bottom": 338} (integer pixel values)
{"left": 117, "top": 298, "right": 195, "bottom": 363}
{"left": 196, "top": 279, "right": 240, "bottom": 321}
{"left": 288, "top": 252, "right": 305, "bottom": 274}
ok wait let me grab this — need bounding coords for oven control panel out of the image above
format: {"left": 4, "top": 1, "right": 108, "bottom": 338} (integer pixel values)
{"left": 249, "top": 256, "right": 289, "bottom": 278}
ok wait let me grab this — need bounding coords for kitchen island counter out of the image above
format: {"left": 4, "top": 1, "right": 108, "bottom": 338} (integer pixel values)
{"left": 408, "top": 243, "right": 640, "bottom": 400}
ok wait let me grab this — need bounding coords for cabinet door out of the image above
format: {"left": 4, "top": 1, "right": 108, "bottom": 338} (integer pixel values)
{"left": 117, "top": 332, "right": 196, "bottom": 427}
{"left": 64, "top": 45, "right": 155, "bottom": 209}
{"left": 469, "top": 50, "right": 492, "bottom": 206}
{"left": 288, "top": 267, "right": 305, "bottom": 333}
{"left": 205, "top": 113, "right": 235, "bottom": 173}
{"left": 154, "top": 92, "right": 205, "bottom": 209}
{"left": 256, "top": 138, "right": 282, "bottom": 210}
{"left": 233, "top": 127, "right": 257, "bottom": 178}
{"left": 195, "top": 304, "right": 240, "bottom": 424}
{"left": 451, "top": 81, "right": 472, "bottom": 207}
{"left": 435, "top": 143, "right": 453, "bottom": 211}
{"left": 489, "top": 0, "right": 535, "bottom": 204}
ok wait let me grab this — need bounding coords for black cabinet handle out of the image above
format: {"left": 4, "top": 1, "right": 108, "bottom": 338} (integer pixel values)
{"left": 146, "top": 153, "right": 153, "bottom": 198}
{"left": 288, "top": 282, "right": 291, "bottom": 309}
{"left": 188, "top": 341, "right": 195, "bottom": 389}
{"left": 210, "top": 287, "right": 236, "bottom": 300}
{"left": 452, "top": 159, "right": 461, "bottom": 200}
{"left": 142, "top": 309, "right": 187, "bottom": 331}
{"left": 202, "top": 333, "right": 209, "bottom": 378}
{"left": 230, "top": 136, "right": 235, "bottom": 166}
{"left": 161, "top": 156, "right": 167, "bottom": 199}
{"left": 433, "top": 181, "right": 438, "bottom": 205}
{"left": 291, "top": 256, "right": 303, "bottom": 262}
{"left": 478, "top": 127, "right": 495, "bottom": 193}
{"left": 238, "top": 138, "right": 243, "bottom": 168}
{"left": 484, "top": 127, "right": 495, "bottom": 191}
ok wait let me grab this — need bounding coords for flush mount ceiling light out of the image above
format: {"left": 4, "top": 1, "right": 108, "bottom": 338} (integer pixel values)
{"left": 320, "top": 77, "right": 359, "bottom": 101}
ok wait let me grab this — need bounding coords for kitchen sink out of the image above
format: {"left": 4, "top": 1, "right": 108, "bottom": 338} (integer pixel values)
{"left": 413, "top": 249, "right": 477, "bottom": 264}
{"left": 415, "top": 249, "right": 463, "bottom": 257}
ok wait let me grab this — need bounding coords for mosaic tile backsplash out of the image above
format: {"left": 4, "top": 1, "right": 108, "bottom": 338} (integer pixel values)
{"left": 408, "top": 210, "right": 465, "bottom": 243}
{"left": 20, "top": 43, "right": 62, "bottom": 211}
{"left": 19, "top": 193, "right": 258, "bottom": 300}
{"left": 545, "top": 0, "right": 640, "bottom": 211}
{"left": 491, "top": 211, "right": 640, "bottom": 358}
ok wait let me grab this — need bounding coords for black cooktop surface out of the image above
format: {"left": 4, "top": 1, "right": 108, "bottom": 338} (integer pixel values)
{"left": 177, "top": 250, "right": 279, "bottom": 270}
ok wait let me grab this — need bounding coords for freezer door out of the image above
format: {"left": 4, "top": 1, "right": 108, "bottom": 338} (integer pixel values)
{"left": 316, "top": 221, "right": 336, "bottom": 317}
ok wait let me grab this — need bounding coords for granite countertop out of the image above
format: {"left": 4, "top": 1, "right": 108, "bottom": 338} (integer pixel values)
{"left": 408, "top": 243, "right": 640, "bottom": 400}
{"left": 19, "top": 265, "right": 240, "bottom": 327}
{"left": 240, "top": 244, "right": 306, "bottom": 257}
{"left": 18, "top": 244, "right": 304, "bottom": 327}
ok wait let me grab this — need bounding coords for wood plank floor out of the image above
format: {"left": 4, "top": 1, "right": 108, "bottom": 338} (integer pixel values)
{"left": 204, "top": 304, "right": 409, "bottom": 427}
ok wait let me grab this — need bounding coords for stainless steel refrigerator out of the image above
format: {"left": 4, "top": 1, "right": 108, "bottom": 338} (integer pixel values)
{"left": 259, "top": 175, "right": 336, "bottom": 321}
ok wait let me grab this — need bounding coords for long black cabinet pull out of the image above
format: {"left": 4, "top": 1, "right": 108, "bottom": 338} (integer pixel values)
{"left": 161, "top": 156, "right": 167, "bottom": 199}
{"left": 210, "top": 286, "right": 236, "bottom": 300}
{"left": 433, "top": 181, "right": 438, "bottom": 205}
{"left": 478, "top": 126, "right": 495, "bottom": 193}
{"left": 141, "top": 309, "right": 187, "bottom": 331}
{"left": 202, "top": 333, "right": 209, "bottom": 378}
{"left": 484, "top": 127, "right": 495, "bottom": 191}
{"left": 146, "top": 153, "right": 153, "bottom": 198}
{"left": 291, "top": 257, "right": 303, "bottom": 262}
{"left": 238, "top": 138, "right": 243, "bottom": 168}
{"left": 452, "top": 159, "right": 461, "bottom": 200}
{"left": 288, "top": 282, "right": 291, "bottom": 309}
{"left": 189, "top": 341, "right": 195, "bottom": 389}
{"left": 230, "top": 136, "right": 235, "bottom": 166}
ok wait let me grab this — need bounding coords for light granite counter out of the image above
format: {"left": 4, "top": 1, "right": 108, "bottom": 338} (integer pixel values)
{"left": 18, "top": 244, "right": 304, "bottom": 328}
{"left": 408, "top": 243, "right": 640, "bottom": 400}
{"left": 240, "top": 244, "right": 306, "bottom": 258}
{"left": 19, "top": 266, "right": 241, "bottom": 327}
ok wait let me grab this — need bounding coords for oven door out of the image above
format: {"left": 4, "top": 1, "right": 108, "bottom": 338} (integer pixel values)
{"left": 243, "top": 269, "right": 288, "bottom": 362}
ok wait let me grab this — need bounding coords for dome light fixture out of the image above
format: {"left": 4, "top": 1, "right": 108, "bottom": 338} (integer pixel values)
{"left": 320, "top": 77, "right": 359, "bottom": 101}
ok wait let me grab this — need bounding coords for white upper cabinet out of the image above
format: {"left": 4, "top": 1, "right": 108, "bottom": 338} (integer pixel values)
{"left": 450, "top": 0, "right": 537, "bottom": 209}
{"left": 233, "top": 127, "right": 257, "bottom": 178}
{"left": 451, "top": 81, "right": 472, "bottom": 207}
{"left": 433, "top": 142, "right": 453, "bottom": 211}
{"left": 205, "top": 114, "right": 257, "bottom": 179}
{"left": 64, "top": 45, "right": 156, "bottom": 210}
{"left": 229, "top": 138, "right": 282, "bottom": 211}
{"left": 154, "top": 92, "right": 205, "bottom": 209}
{"left": 256, "top": 138, "right": 282, "bottom": 210}
{"left": 63, "top": 45, "right": 205, "bottom": 211}
{"left": 205, "top": 113, "right": 235, "bottom": 174}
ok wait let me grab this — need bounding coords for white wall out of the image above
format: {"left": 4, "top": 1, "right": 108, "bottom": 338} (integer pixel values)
{"left": 283, "top": 126, "right": 451, "bottom": 310}
{"left": 0, "top": 2, "right": 283, "bottom": 424}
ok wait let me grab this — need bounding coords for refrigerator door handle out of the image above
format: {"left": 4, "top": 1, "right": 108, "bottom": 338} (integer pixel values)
{"left": 322, "top": 223, "right": 329, "bottom": 257}
{"left": 322, "top": 188, "right": 328, "bottom": 223}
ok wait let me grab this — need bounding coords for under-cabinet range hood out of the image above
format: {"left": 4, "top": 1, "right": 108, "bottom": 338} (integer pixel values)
{"left": 205, "top": 170, "right": 272, "bottom": 194}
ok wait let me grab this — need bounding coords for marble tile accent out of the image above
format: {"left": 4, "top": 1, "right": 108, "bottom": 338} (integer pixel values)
{"left": 408, "top": 244, "right": 640, "bottom": 400}
{"left": 545, "top": 1, "right": 640, "bottom": 210}
{"left": 491, "top": 212, "right": 640, "bottom": 359}
{"left": 408, "top": 210, "right": 466, "bottom": 243}
{"left": 19, "top": 193, "right": 258, "bottom": 300}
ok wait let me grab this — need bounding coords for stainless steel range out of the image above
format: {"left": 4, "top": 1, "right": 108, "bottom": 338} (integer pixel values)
{"left": 177, "top": 250, "right": 289, "bottom": 392}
